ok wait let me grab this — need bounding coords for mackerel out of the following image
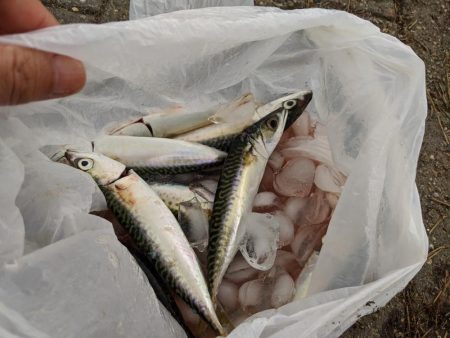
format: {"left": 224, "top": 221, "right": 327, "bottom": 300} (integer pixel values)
{"left": 93, "top": 135, "right": 227, "bottom": 176}
{"left": 207, "top": 92, "right": 312, "bottom": 303}
{"left": 176, "top": 91, "right": 312, "bottom": 151}
{"left": 109, "top": 93, "right": 253, "bottom": 138}
{"left": 64, "top": 151, "right": 226, "bottom": 335}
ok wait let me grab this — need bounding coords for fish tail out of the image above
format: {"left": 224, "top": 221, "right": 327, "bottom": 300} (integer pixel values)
{"left": 175, "top": 283, "right": 226, "bottom": 336}
{"left": 215, "top": 302, "right": 235, "bottom": 333}
{"left": 196, "top": 301, "right": 227, "bottom": 336}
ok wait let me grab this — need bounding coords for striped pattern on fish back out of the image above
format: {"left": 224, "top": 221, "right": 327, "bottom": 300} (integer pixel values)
{"left": 132, "top": 160, "right": 223, "bottom": 176}
{"left": 100, "top": 186, "right": 211, "bottom": 324}
{"left": 101, "top": 186, "right": 157, "bottom": 251}
{"left": 199, "top": 134, "right": 237, "bottom": 152}
{"left": 207, "top": 134, "right": 250, "bottom": 296}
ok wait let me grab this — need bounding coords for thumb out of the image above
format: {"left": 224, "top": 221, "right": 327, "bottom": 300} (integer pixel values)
{"left": 0, "top": 44, "right": 86, "bottom": 106}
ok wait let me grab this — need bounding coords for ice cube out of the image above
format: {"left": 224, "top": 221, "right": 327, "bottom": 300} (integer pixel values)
{"left": 239, "top": 213, "right": 279, "bottom": 271}
{"left": 272, "top": 211, "right": 294, "bottom": 247}
{"left": 252, "top": 192, "right": 282, "bottom": 213}
{"left": 225, "top": 255, "right": 258, "bottom": 285}
{"left": 274, "top": 158, "right": 315, "bottom": 197}
{"left": 178, "top": 199, "right": 210, "bottom": 251}
{"left": 314, "top": 164, "right": 345, "bottom": 193}
{"left": 268, "top": 151, "right": 285, "bottom": 172}
{"left": 238, "top": 279, "right": 270, "bottom": 313}
{"left": 289, "top": 111, "right": 311, "bottom": 137}
{"left": 302, "top": 190, "right": 331, "bottom": 225}
{"left": 280, "top": 135, "right": 313, "bottom": 150}
{"left": 259, "top": 166, "right": 275, "bottom": 192}
{"left": 281, "top": 135, "right": 333, "bottom": 166}
{"left": 270, "top": 271, "right": 296, "bottom": 308}
{"left": 218, "top": 279, "right": 239, "bottom": 312}
{"left": 278, "top": 128, "right": 296, "bottom": 145}
{"left": 274, "top": 250, "right": 302, "bottom": 280}
{"left": 238, "top": 266, "right": 294, "bottom": 313}
{"left": 283, "top": 197, "right": 308, "bottom": 223}
{"left": 291, "top": 223, "right": 328, "bottom": 266}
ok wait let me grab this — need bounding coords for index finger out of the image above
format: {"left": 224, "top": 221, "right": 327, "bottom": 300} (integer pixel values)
{"left": 0, "top": 0, "right": 58, "bottom": 35}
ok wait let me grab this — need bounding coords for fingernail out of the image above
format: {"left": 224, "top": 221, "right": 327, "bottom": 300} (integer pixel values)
{"left": 51, "top": 55, "right": 86, "bottom": 97}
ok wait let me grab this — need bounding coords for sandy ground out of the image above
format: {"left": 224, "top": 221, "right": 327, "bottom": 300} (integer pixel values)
{"left": 42, "top": 0, "right": 450, "bottom": 336}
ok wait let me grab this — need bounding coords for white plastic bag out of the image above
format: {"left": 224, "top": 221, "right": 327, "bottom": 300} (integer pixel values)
{"left": 130, "top": 0, "right": 254, "bottom": 19}
{"left": 0, "top": 4, "right": 427, "bottom": 338}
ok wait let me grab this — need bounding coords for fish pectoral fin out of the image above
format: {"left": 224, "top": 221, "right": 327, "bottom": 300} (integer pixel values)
{"left": 249, "top": 136, "right": 269, "bottom": 161}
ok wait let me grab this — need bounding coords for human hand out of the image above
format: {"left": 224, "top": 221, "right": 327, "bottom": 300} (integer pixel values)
{"left": 0, "top": 0, "right": 86, "bottom": 106}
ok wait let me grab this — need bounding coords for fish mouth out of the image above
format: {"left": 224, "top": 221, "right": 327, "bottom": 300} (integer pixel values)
{"left": 47, "top": 143, "right": 94, "bottom": 163}
{"left": 49, "top": 149, "right": 66, "bottom": 162}
{"left": 255, "top": 90, "right": 312, "bottom": 120}
{"left": 63, "top": 149, "right": 91, "bottom": 169}
{"left": 284, "top": 90, "right": 313, "bottom": 130}
{"left": 47, "top": 145, "right": 75, "bottom": 163}
{"left": 64, "top": 149, "right": 81, "bottom": 165}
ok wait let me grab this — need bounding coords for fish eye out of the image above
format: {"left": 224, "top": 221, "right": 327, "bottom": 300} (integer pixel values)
{"left": 266, "top": 117, "right": 279, "bottom": 130}
{"left": 77, "top": 158, "right": 94, "bottom": 171}
{"left": 283, "top": 100, "right": 297, "bottom": 109}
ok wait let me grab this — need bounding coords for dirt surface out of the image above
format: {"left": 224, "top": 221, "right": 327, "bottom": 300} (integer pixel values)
{"left": 42, "top": 0, "right": 449, "bottom": 337}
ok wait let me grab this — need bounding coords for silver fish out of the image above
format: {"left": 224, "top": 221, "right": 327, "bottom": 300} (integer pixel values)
{"left": 108, "top": 93, "right": 254, "bottom": 138}
{"left": 109, "top": 110, "right": 214, "bottom": 138}
{"left": 64, "top": 151, "right": 226, "bottom": 336}
{"left": 50, "top": 136, "right": 226, "bottom": 176}
{"left": 207, "top": 92, "right": 312, "bottom": 303}
{"left": 176, "top": 91, "right": 312, "bottom": 151}
{"left": 72, "top": 135, "right": 227, "bottom": 176}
